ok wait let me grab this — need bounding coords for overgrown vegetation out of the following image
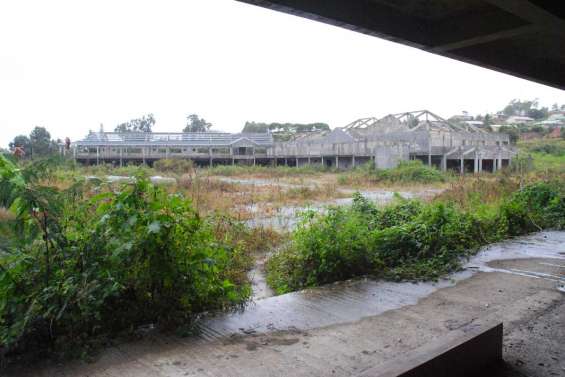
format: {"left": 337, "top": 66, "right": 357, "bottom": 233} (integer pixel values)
{"left": 338, "top": 160, "right": 448, "bottom": 186}
{"left": 266, "top": 179, "right": 565, "bottom": 294}
{"left": 207, "top": 164, "right": 331, "bottom": 177}
{"left": 0, "top": 155, "right": 255, "bottom": 360}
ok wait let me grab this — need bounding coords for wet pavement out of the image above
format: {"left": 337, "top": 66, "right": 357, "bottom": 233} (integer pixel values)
{"left": 8, "top": 231, "right": 565, "bottom": 377}
{"left": 197, "top": 231, "right": 565, "bottom": 341}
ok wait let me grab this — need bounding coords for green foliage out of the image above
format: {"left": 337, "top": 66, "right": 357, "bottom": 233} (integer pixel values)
{"left": 267, "top": 180, "right": 565, "bottom": 293}
{"left": 153, "top": 159, "right": 195, "bottom": 174}
{"left": 207, "top": 164, "right": 330, "bottom": 177}
{"left": 339, "top": 160, "right": 447, "bottom": 186}
{"left": 0, "top": 155, "right": 251, "bottom": 358}
{"left": 242, "top": 122, "right": 330, "bottom": 141}
{"left": 530, "top": 142, "right": 565, "bottom": 156}
{"left": 9, "top": 127, "right": 60, "bottom": 159}
{"left": 502, "top": 99, "right": 548, "bottom": 120}
{"left": 184, "top": 114, "right": 212, "bottom": 133}
{"left": 114, "top": 114, "right": 155, "bottom": 133}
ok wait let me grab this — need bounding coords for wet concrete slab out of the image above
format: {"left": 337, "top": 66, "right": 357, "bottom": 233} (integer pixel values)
{"left": 196, "top": 231, "right": 565, "bottom": 341}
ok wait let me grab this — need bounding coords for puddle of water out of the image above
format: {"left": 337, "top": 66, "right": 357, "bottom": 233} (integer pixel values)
{"left": 196, "top": 231, "right": 565, "bottom": 341}
{"left": 215, "top": 177, "right": 313, "bottom": 189}
{"left": 243, "top": 190, "right": 438, "bottom": 231}
{"left": 86, "top": 175, "right": 177, "bottom": 185}
{"left": 248, "top": 255, "right": 274, "bottom": 300}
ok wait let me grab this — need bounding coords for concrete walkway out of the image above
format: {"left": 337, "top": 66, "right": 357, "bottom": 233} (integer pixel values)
{"left": 8, "top": 232, "right": 565, "bottom": 377}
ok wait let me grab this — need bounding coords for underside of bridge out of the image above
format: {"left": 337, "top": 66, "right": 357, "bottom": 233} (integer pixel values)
{"left": 236, "top": 0, "right": 565, "bottom": 90}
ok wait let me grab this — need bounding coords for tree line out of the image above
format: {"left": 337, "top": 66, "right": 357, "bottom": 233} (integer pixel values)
{"left": 8, "top": 127, "right": 64, "bottom": 159}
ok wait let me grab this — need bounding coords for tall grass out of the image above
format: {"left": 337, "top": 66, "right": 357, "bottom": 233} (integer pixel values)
{"left": 207, "top": 164, "right": 332, "bottom": 177}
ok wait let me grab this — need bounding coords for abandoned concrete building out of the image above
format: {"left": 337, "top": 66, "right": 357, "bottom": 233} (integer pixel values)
{"left": 73, "top": 110, "right": 514, "bottom": 173}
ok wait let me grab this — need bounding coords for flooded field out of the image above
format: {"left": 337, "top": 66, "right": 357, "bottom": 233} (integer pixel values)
{"left": 213, "top": 175, "right": 444, "bottom": 231}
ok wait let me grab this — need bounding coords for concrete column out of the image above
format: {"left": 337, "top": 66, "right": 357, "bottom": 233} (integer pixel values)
{"left": 441, "top": 154, "right": 447, "bottom": 172}
{"left": 336, "top": 155, "right": 339, "bottom": 169}
{"left": 460, "top": 157, "right": 464, "bottom": 175}
{"left": 296, "top": 157, "right": 298, "bottom": 167}
{"left": 96, "top": 147, "right": 100, "bottom": 165}
{"left": 474, "top": 153, "right": 478, "bottom": 173}
{"left": 308, "top": 156, "right": 311, "bottom": 165}
{"left": 284, "top": 158, "right": 287, "bottom": 166}
{"left": 120, "top": 147, "right": 123, "bottom": 167}
{"left": 352, "top": 155, "right": 356, "bottom": 168}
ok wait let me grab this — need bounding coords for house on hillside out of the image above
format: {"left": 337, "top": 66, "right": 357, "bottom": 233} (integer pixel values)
{"left": 505, "top": 115, "right": 535, "bottom": 125}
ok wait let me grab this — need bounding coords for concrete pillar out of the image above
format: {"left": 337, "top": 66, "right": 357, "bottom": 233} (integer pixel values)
{"left": 284, "top": 158, "right": 288, "bottom": 166}
{"left": 460, "top": 156, "right": 464, "bottom": 175}
{"left": 120, "top": 147, "right": 123, "bottom": 167}
{"left": 336, "top": 155, "right": 339, "bottom": 169}
{"left": 352, "top": 155, "right": 356, "bottom": 168}
{"left": 441, "top": 154, "right": 447, "bottom": 172}
{"left": 308, "top": 156, "right": 311, "bottom": 165}
{"left": 474, "top": 153, "right": 478, "bottom": 173}
{"left": 296, "top": 157, "right": 298, "bottom": 167}
{"left": 96, "top": 147, "right": 100, "bottom": 165}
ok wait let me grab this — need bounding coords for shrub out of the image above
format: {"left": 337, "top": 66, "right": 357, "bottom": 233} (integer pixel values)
{"left": 153, "top": 159, "right": 195, "bottom": 174}
{"left": 0, "top": 156, "right": 251, "bottom": 359}
{"left": 338, "top": 160, "right": 447, "bottom": 186}
{"left": 267, "top": 180, "right": 565, "bottom": 293}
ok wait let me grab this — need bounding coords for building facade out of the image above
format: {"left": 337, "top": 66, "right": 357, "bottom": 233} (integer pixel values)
{"left": 73, "top": 110, "right": 515, "bottom": 173}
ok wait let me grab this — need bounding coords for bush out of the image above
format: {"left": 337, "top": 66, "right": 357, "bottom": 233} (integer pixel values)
{"left": 267, "top": 180, "right": 565, "bottom": 293}
{"left": 0, "top": 156, "right": 251, "bottom": 359}
{"left": 338, "top": 160, "right": 447, "bottom": 186}
{"left": 153, "top": 159, "right": 195, "bottom": 174}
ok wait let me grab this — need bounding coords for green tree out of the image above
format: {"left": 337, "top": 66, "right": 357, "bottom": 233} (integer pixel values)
{"left": 242, "top": 122, "right": 330, "bottom": 133}
{"left": 184, "top": 114, "right": 212, "bottom": 132}
{"left": 503, "top": 99, "right": 539, "bottom": 116}
{"left": 9, "top": 135, "right": 32, "bottom": 154}
{"left": 115, "top": 114, "right": 155, "bottom": 133}
{"left": 29, "top": 126, "right": 54, "bottom": 157}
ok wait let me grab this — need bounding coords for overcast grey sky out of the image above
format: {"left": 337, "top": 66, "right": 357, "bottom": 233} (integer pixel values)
{"left": 1, "top": 0, "right": 565, "bottom": 147}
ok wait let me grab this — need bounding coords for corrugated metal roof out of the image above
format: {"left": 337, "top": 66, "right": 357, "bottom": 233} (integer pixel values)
{"left": 74, "top": 132, "right": 273, "bottom": 147}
